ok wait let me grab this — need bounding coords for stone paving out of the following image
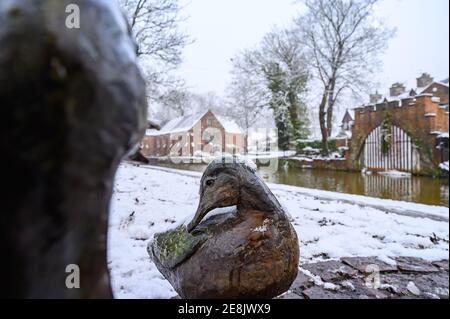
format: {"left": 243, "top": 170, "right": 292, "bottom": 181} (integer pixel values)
{"left": 277, "top": 257, "right": 449, "bottom": 299}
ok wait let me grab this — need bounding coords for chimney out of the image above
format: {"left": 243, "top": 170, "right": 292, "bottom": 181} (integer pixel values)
{"left": 389, "top": 83, "right": 406, "bottom": 97}
{"left": 416, "top": 73, "right": 434, "bottom": 88}
{"left": 369, "top": 91, "right": 382, "bottom": 104}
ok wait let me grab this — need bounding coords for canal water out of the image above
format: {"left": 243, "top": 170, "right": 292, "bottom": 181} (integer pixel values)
{"left": 151, "top": 160, "right": 449, "bottom": 207}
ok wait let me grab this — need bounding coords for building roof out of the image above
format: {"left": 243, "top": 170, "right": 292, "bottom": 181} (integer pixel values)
{"left": 146, "top": 111, "right": 243, "bottom": 136}
{"left": 416, "top": 80, "right": 449, "bottom": 94}
{"left": 216, "top": 115, "right": 243, "bottom": 134}
{"left": 147, "top": 111, "right": 207, "bottom": 136}
{"left": 334, "top": 129, "right": 352, "bottom": 140}
{"left": 342, "top": 109, "right": 355, "bottom": 122}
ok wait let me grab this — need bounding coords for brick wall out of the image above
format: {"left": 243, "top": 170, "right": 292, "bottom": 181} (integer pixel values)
{"left": 349, "top": 94, "right": 449, "bottom": 174}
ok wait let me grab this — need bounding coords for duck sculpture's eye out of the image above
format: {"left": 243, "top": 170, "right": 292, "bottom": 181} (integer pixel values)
{"left": 205, "top": 179, "right": 215, "bottom": 187}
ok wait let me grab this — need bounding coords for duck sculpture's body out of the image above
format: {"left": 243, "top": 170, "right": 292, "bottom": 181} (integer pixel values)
{"left": 148, "top": 156, "right": 299, "bottom": 299}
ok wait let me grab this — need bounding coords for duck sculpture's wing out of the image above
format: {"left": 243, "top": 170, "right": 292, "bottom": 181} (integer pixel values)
{"left": 149, "top": 226, "right": 207, "bottom": 270}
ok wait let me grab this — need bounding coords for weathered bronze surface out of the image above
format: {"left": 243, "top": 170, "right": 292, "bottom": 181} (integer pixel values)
{"left": 0, "top": 0, "right": 147, "bottom": 298}
{"left": 149, "top": 157, "right": 300, "bottom": 299}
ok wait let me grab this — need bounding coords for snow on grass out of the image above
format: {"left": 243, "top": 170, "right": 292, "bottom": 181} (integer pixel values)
{"left": 108, "top": 162, "right": 449, "bottom": 299}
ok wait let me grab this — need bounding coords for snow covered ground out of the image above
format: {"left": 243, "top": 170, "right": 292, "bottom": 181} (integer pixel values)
{"left": 108, "top": 162, "right": 449, "bottom": 299}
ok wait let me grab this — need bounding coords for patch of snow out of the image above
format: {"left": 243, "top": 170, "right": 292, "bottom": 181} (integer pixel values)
{"left": 292, "top": 157, "right": 314, "bottom": 162}
{"left": 431, "top": 97, "right": 441, "bottom": 103}
{"left": 377, "top": 255, "right": 397, "bottom": 266}
{"left": 204, "top": 206, "right": 238, "bottom": 222}
{"left": 341, "top": 281, "right": 355, "bottom": 291}
{"left": 378, "top": 170, "right": 412, "bottom": 178}
{"left": 407, "top": 282, "right": 421, "bottom": 296}
{"left": 439, "top": 162, "right": 449, "bottom": 172}
{"left": 247, "top": 150, "right": 296, "bottom": 159}
{"left": 434, "top": 287, "right": 449, "bottom": 297}
{"left": 303, "top": 147, "right": 321, "bottom": 153}
{"left": 210, "top": 154, "right": 257, "bottom": 171}
{"left": 380, "top": 284, "right": 398, "bottom": 294}
{"left": 253, "top": 218, "right": 271, "bottom": 233}
{"left": 323, "top": 282, "right": 340, "bottom": 291}
{"left": 299, "top": 268, "right": 323, "bottom": 286}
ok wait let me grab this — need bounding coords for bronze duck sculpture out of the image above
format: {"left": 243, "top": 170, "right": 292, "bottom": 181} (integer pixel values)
{"left": 148, "top": 156, "right": 299, "bottom": 299}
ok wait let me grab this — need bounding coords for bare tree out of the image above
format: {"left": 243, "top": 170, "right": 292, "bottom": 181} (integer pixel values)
{"left": 119, "top": 0, "right": 190, "bottom": 102}
{"left": 233, "top": 29, "right": 310, "bottom": 150}
{"left": 158, "top": 84, "right": 192, "bottom": 118}
{"left": 296, "top": 0, "right": 394, "bottom": 155}
{"left": 120, "top": 0, "right": 189, "bottom": 63}
{"left": 154, "top": 89, "right": 225, "bottom": 123}
{"left": 225, "top": 64, "right": 269, "bottom": 153}
{"left": 190, "top": 91, "right": 225, "bottom": 115}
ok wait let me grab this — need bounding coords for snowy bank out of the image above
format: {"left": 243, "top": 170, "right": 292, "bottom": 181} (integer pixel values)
{"left": 108, "top": 162, "right": 449, "bottom": 299}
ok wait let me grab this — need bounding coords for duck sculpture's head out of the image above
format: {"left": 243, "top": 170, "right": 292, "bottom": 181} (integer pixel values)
{"left": 187, "top": 156, "right": 283, "bottom": 232}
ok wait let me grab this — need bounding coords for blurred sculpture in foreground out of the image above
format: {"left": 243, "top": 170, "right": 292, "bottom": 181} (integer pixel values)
{"left": 0, "top": 0, "right": 147, "bottom": 298}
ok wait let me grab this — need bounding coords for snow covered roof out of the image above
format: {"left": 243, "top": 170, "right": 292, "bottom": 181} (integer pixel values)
{"left": 416, "top": 81, "right": 449, "bottom": 94}
{"left": 348, "top": 109, "right": 355, "bottom": 119}
{"left": 146, "top": 111, "right": 243, "bottom": 136}
{"left": 334, "top": 130, "right": 352, "bottom": 140}
{"left": 216, "top": 116, "right": 243, "bottom": 134}
{"left": 385, "top": 90, "right": 417, "bottom": 102}
{"left": 147, "top": 111, "right": 208, "bottom": 136}
{"left": 342, "top": 109, "right": 355, "bottom": 121}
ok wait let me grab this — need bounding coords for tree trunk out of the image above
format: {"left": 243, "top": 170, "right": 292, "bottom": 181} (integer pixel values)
{"left": 275, "top": 115, "right": 290, "bottom": 152}
{"left": 319, "top": 89, "right": 329, "bottom": 156}
{"left": 244, "top": 127, "right": 249, "bottom": 155}
{"left": 287, "top": 91, "right": 301, "bottom": 142}
{"left": 326, "top": 77, "right": 337, "bottom": 139}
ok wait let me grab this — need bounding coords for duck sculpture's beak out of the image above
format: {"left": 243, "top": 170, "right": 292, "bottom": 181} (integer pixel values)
{"left": 187, "top": 200, "right": 211, "bottom": 233}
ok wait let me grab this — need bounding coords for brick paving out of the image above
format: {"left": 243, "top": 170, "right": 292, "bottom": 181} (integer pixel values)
{"left": 278, "top": 257, "right": 449, "bottom": 299}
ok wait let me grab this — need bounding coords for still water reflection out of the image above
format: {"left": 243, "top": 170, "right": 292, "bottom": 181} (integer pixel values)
{"left": 152, "top": 160, "right": 449, "bottom": 207}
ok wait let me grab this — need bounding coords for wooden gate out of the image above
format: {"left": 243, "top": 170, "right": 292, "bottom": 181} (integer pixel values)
{"left": 362, "top": 125, "right": 420, "bottom": 173}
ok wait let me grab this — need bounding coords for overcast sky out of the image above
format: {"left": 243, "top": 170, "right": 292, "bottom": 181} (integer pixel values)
{"left": 176, "top": 0, "right": 449, "bottom": 100}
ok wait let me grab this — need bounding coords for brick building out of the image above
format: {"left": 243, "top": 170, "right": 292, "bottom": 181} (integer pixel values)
{"left": 335, "top": 109, "right": 355, "bottom": 153}
{"left": 141, "top": 110, "right": 245, "bottom": 157}
{"left": 345, "top": 73, "right": 449, "bottom": 175}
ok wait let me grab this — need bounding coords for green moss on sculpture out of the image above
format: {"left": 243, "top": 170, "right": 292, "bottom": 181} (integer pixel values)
{"left": 151, "top": 226, "right": 207, "bottom": 269}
